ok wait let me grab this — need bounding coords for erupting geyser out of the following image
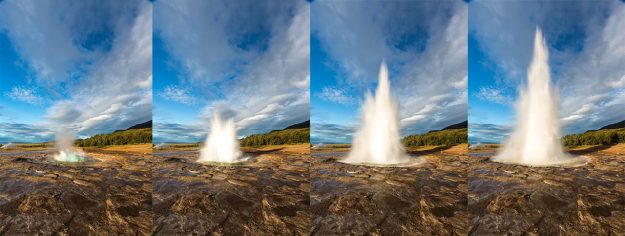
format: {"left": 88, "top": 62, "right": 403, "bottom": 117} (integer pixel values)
{"left": 53, "top": 129, "right": 85, "bottom": 162}
{"left": 198, "top": 113, "right": 245, "bottom": 163}
{"left": 492, "top": 27, "right": 586, "bottom": 167}
{"left": 342, "top": 61, "right": 420, "bottom": 166}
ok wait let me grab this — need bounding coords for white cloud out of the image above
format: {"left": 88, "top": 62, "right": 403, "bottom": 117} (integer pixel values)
{"left": 312, "top": 0, "right": 468, "bottom": 135}
{"left": 160, "top": 85, "right": 196, "bottom": 104}
{"left": 475, "top": 86, "right": 510, "bottom": 104}
{"left": 317, "top": 87, "right": 355, "bottom": 105}
{"left": 155, "top": 1, "right": 310, "bottom": 138}
{"left": 5, "top": 86, "right": 43, "bottom": 104}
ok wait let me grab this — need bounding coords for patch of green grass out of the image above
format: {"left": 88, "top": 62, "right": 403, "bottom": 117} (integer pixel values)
{"left": 402, "top": 128, "right": 467, "bottom": 147}
{"left": 239, "top": 128, "right": 309, "bottom": 147}
{"left": 76, "top": 128, "right": 152, "bottom": 147}
{"left": 562, "top": 128, "right": 625, "bottom": 147}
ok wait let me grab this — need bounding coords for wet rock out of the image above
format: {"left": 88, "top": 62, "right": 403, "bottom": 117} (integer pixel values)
{"left": 152, "top": 149, "right": 310, "bottom": 235}
{"left": 0, "top": 150, "right": 152, "bottom": 235}
{"left": 469, "top": 151, "right": 625, "bottom": 235}
{"left": 311, "top": 151, "right": 468, "bottom": 235}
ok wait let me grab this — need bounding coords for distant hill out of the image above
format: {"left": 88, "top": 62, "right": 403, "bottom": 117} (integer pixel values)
{"left": 443, "top": 121, "right": 468, "bottom": 130}
{"left": 599, "top": 120, "right": 625, "bottom": 130}
{"left": 114, "top": 120, "right": 152, "bottom": 133}
{"left": 76, "top": 128, "right": 151, "bottom": 147}
{"left": 239, "top": 121, "right": 310, "bottom": 146}
{"left": 128, "top": 120, "right": 152, "bottom": 130}
{"left": 403, "top": 121, "right": 468, "bottom": 147}
{"left": 562, "top": 120, "right": 625, "bottom": 146}
{"left": 76, "top": 120, "right": 152, "bottom": 147}
{"left": 563, "top": 128, "right": 625, "bottom": 146}
{"left": 427, "top": 121, "right": 467, "bottom": 133}
{"left": 403, "top": 128, "right": 467, "bottom": 147}
{"left": 269, "top": 120, "right": 310, "bottom": 133}
{"left": 284, "top": 120, "right": 309, "bottom": 130}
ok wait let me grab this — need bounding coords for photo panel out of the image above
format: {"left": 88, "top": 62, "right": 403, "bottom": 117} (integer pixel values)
{"left": 468, "top": 0, "right": 625, "bottom": 234}
{"left": 310, "top": 0, "right": 468, "bottom": 234}
{"left": 152, "top": 0, "right": 310, "bottom": 234}
{"left": 0, "top": 0, "right": 153, "bottom": 234}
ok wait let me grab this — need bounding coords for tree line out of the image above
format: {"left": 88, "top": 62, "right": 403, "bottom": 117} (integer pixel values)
{"left": 76, "top": 128, "right": 152, "bottom": 147}
{"left": 562, "top": 128, "right": 625, "bottom": 146}
{"left": 402, "top": 128, "right": 468, "bottom": 147}
{"left": 239, "top": 128, "right": 309, "bottom": 146}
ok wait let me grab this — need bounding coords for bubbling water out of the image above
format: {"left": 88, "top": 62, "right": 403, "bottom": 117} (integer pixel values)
{"left": 53, "top": 129, "right": 85, "bottom": 162}
{"left": 492, "top": 27, "right": 587, "bottom": 167}
{"left": 198, "top": 113, "right": 245, "bottom": 163}
{"left": 342, "top": 61, "right": 421, "bottom": 166}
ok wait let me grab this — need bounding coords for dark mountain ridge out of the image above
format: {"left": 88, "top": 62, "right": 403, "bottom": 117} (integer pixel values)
{"left": 114, "top": 120, "right": 152, "bottom": 133}
{"left": 427, "top": 121, "right": 468, "bottom": 134}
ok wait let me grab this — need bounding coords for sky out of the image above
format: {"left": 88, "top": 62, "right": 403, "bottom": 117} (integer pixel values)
{"left": 0, "top": 0, "right": 152, "bottom": 143}
{"left": 152, "top": 0, "right": 310, "bottom": 143}
{"left": 469, "top": 0, "right": 625, "bottom": 143}
{"left": 311, "top": 0, "right": 468, "bottom": 144}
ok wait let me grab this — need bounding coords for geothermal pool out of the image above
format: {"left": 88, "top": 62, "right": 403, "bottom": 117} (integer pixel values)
{"left": 469, "top": 149, "right": 625, "bottom": 235}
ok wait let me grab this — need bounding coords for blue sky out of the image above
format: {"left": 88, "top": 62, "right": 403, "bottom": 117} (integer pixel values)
{"left": 311, "top": 0, "right": 468, "bottom": 144}
{"left": 153, "top": 0, "right": 310, "bottom": 143}
{"left": 0, "top": 0, "right": 152, "bottom": 143}
{"left": 469, "top": 0, "right": 625, "bottom": 144}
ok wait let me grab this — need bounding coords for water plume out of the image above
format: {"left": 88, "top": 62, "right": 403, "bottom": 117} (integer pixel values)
{"left": 492, "top": 27, "right": 586, "bottom": 167}
{"left": 198, "top": 113, "right": 245, "bottom": 163}
{"left": 53, "top": 129, "right": 85, "bottom": 162}
{"left": 342, "top": 61, "right": 421, "bottom": 166}
{"left": 154, "top": 143, "right": 168, "bottom": 149}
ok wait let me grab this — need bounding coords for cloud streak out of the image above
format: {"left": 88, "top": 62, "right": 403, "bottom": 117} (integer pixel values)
{"left": 5, "top": 86, "right": 44, "bottom": 104}
{"left": 475, "top": 86, "right": 510, "bottom": 105}
{"left": 468, "top": 122, "right": 511, "bottom": 144}
{"left": 160, "top": 86, "right": 197, "bottom": 105}
{"left": 0, "top": 123, "right": 54, "bottom": 143}
{"left": 317, "top": 87, "right": 355, "bottom": 105}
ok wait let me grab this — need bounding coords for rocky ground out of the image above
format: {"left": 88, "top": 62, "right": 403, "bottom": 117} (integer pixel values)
{"left": 310, "top": 145, "right": 468, "bottom": 235}
{"left": 152, "top": 145, "right": 310, "bottom": 235}
{"left": 469, "top": 145, "right": 625, "bottom": 235}
{"left": 0, "top": 147, "right": 152, "bottom": 235}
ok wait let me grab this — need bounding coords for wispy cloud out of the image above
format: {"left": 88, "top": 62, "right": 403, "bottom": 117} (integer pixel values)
{"left": 5, "top": 86, "right": 43, "bottom": 104}
{"left": 311, "top": 122, "right": 356, "bottom": 144}
{"left": 317, "top": 87, "right": 355, "bottom": 105}
{"left": 152, "top": 122, "right": 206, "bottom": 143}
{"left": 160, "top": 85, "right": 196, "bottom": 104}
{"left": 468, "top": 122, "right": 511, "bottom": 144}
{"left": 475, "top": 86, "right": 510, "bottom": 105}
{"left": 0, "top": 122, "right": 54, "bottom": 143}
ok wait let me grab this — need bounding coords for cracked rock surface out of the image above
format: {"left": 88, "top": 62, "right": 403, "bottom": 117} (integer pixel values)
{"left": 311, "top": 147, "right": 468, "bottom": 235}
{"left": 152, "top": 146, "right": 310, "bottom": 235}
{"left": 0, "top": 149, "right": 152, "bottom": 235}
{"left": 468, "top": 150, "right": 625, "bottom": 235}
